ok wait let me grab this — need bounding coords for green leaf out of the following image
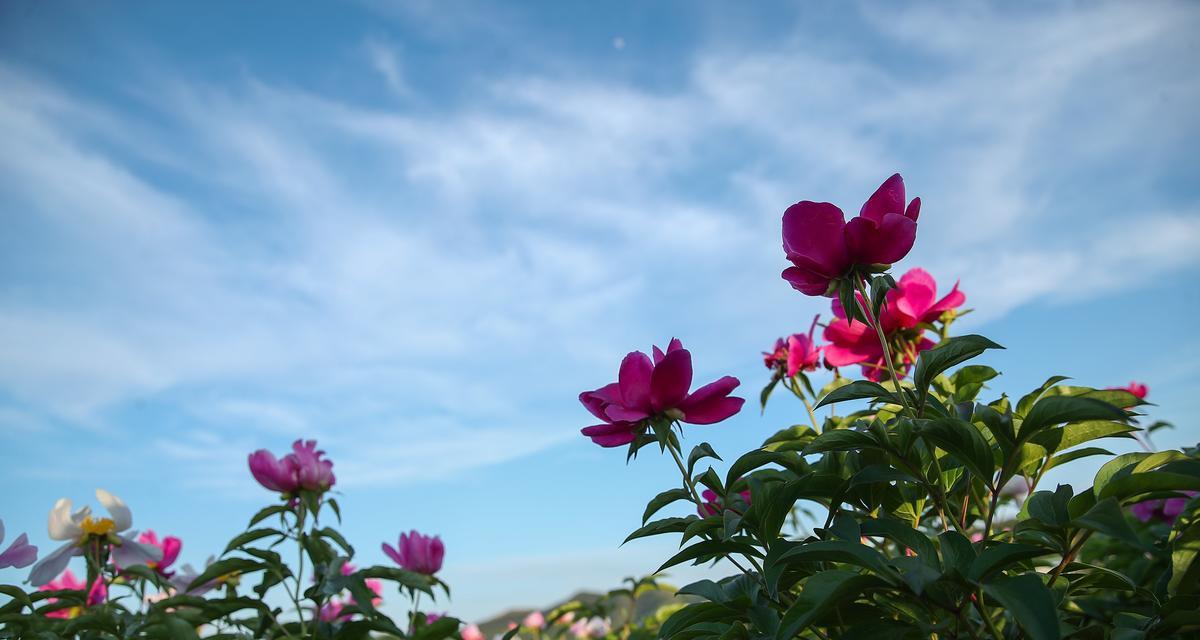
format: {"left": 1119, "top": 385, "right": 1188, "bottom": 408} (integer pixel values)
{"left": 1029, "top": 420, "right": 1136, "bottom": 453}
{"left": 1169, "top": 499, "right": 1199, "bottom": 595}
{"left": 967, "top": 543, "right": 1054, "bottom": 582}
{"left": 358, "top": 566, "right": 438, "bottom": 595}
{"left": 657, "top": 540, "right": 763, "bottom": 573}
{"left": 316, "top": 526, "right": 355, "bottom": 556}
{"left": 660, "top": 602, "right": 733, "bottom": 638}
{"left": 624, "top": 516, "right": 695, "bottom": 544}
{"left": 187, "top": 557, "right": 265, "bottom": 592}
{"left": 223, "top": 528, "right": 284, "bottom": 554}
{"left": 764, "top": 540, "right": 896, "bottom": 593}
{"left": 1101, "top": 471, "right": 1200, "bottom": 500}
{"left": 1017, "top": 396, "right": 1128, "bottom": 442}
{"left": 643, "top": 488, "right": 692, "bottom": 524}
{"left": 697, "top": 467, "right": 724, "bottom": 494}
{"left": 813, "top": 380, "right": 896, "bottom": 409}
{"left": 1072, "top": 497, "right": 1145, "bottom": 550}
{"left": 760, "top": 378, "right": 780, "bottom": 413}
{"left": 917, "top": 418, "right": 996, "bottom": 488}
{"left": 776, "top": 571, "right": 887, "bottom": 639}
{"left": 726, "top": 449, "right": 803, "bottom": 489}
{"left": 938, "top": 531, "right": 976, "bottom": 577}
{"left": 1041, "top": 447, "right": 1114, "bottom": 474}
{"left": 982, "top": 574, "right": 1061, "bottom": 640}
{"left": 859, "top": 518, "right": 939, "bottom": 570}
{"left": 1016, "top": 376, "right": 1071, "bottom": 417}
{"left": 913, "top": 335, "right": 1004, "bottom": 404}
{"left": 688, "top": 442, "right": 722, "bottom": 478}
{"left": 950, "top": 365, "right": 1000, "bottom": 403}
{"left": 869, "top": 273, "right": 897, "bottom": 319}
{"left": 848, "top": 465, "right": 919, "bottom": 488}
{"left": 803, "top": 429, "right": 881, "bottom": 455}
{"left": 247, "top": 504, "right": 291, "bottom": 528}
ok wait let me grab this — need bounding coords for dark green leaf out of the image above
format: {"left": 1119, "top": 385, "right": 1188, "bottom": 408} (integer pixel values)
{"left": 917, "top": 418, "right": 996, "bottom": 488}
{"left": 1072, "top": 497, "right": 1145, "bottom": 550}
{"left": 643, "top": 488, "right": 692, "bottom": 524}
{"left": 223, "top": 528, "right": 284, "bottom": 554}
{"left": 1018, "top": 396, "right": 1127, "bottom": 442}
{"left": 813, "top": 380, "right": 896, "bottom": 409}
{"left": 967, "top": 543, "right": 1053, "bottom": 582}
{"left": 913, "top": 335, "right": 1004, "bottom": 404}
{"left": 624, "top": 517, "right": 694, "bottom": 544}
{"left": 803, "top": 429, "right": 881, "bottom": 455}
{"left": 688, "top": 442, "right": 722, "bottom": 478}
{"left": 982, "top": 574, "right": 1061, "bottom": 640}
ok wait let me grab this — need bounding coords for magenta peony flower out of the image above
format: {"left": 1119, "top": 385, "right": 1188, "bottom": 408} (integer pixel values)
{"left": 0, "top": 519, "right": 37, "bottom": 569}
{"left": 40, "top": 570, "right": 84, "bottom": 618}
{"left": 135, "top": 530, "right": 181, "bottom": 577}
{"left": 697, "top": 489, "right": 752, "bottom": 517}
{"left": 782, "top": 174, "right": 919, "bottom": 297}
{"left": 764, "top": 316, "right": 823, "bottom": 379}
{"left": 86, "top": 576, "right": 106, "bottom": 607}
{"left": 823, "top": 268, "right": 956, "bottom": 381}
{"left": 1111, "top": 382, "right": 1148, "bottom": 400}
{"left": 382, "top": 530, "right": 444, "bottom": 575}
{"left": 462, "top": 624, "right": 486, "bottom": 640}
{"left": 580, "top": 338, "right": 745, "bottom": 447}
{"left": 248, "top": 439, "right": 336, "bottom": 496}
{"left": 884, "top": 268, "right": 964, "bottom": 330}
{"left": 1131, "top": 491, "right": 1196, "bottom": 524}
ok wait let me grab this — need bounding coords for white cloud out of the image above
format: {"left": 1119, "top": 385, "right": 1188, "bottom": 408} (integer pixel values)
{"left": 1, "top": 0, "right": 1197, "bottom": 491}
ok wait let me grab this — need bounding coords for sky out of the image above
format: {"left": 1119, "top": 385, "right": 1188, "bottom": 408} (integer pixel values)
{"left": 1, "top": 0, "right": 1198, "bottom": 623}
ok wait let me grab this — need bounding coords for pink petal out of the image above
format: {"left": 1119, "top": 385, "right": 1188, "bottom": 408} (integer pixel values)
{"left": 858, "top": 173, "right": 905, "bottom": 223}
{"left": 844, "top": 212, "right": 917, "bottom": 266}
{"left": 782, "top": 201, "right": 850, "bottom": 277}
{"left": 581, "top": 423, "right": 639, "bottom": 447}
{"left": 650, "top": 348, "right": 693, "bottom": 412}
{"left": 579, "top": 383, "right": 620, "bottom": 421}
{"left": 905, "top": 197, "right": 921, "bottom": 222}
{"left": 782, "top": 265, "right": 835, "bottom": 297}
{"left": 678, "top": 377, "right": 744, "bottom": 425}
{"left": 618, "top": 352, "right": 654, "bottom": 412}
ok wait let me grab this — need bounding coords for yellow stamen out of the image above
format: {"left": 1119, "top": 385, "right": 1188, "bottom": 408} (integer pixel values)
{"left": 79, "top": 516, "right": 116, "bottom": 536}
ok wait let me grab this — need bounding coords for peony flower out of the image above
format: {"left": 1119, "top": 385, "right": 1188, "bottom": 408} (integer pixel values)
{"left": 248, "top": 439, "right": 336, "bottom": 496}
{"left": 133, "top": 530, "right": 181, "bottom": 577}
{"left": 764, "top": 316, "right": 823, "bottom": 379}
{"left": 1111, "top": 382, "right": 1148, "bottom": 400}
{"left": 580, "top": 338, "right": 745, "bottom": 447}
{"left": 0, "top": 519, "right": 38, "bottom": 569}
{"left": 1131, "top": 491, "right": 1196, "bottom": 524}
{"left": 883, "top": 268, "right": 964, "bottom": 330}
{"left": 462, "top": 624, "right": 486, "bottom": 640}
{"left": 782, "top": 174, "right": 919, "bottom": 297}
{"left": 822, "top": 268, "right": 954, "bottom": 381}
{"left": 697, "top": 489, "right": 752, "bottom": 517}
{"left": 319, "top": 599, "right": 347, "bottom": 622}
{"left": 523, "top": 611, "right": 545, "bottom": 629}
{"left": 39, "top": 569, "right": 85, "bottom": 619}
{"left": 383, "top": 530, "right": 444, "bottom": 575}
{"left": 27, "top": 490, "right": 162, "bottom": 587}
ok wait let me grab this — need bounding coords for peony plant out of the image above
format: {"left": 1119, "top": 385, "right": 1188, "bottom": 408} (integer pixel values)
{"left": 584, "top": 174, "right": 1198, "bottom": 639}
{"left": 0, "top": 439, "right": 463, "bottom": 639}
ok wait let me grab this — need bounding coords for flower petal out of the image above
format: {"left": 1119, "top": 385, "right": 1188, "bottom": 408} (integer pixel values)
{"left": 112, "top": 535, "right": 163, "bottom": 568}
{"left": 650, "top": 348, "right": 693, "bottom": 412}
{"left": 48, "top": 498, "right": 82, "bottom": 541}
{"left": 678, "top": 376, "right": 744, "bottom": 425}
{"left": 27, "top": 542, "right": 80, "bottom": 586}
{"left": 617, "top": 351, "right": 654, "bottom": 412}
{"left": 858, "top": 173, "right": 905, "bottom": 223}
{"left": 581, "top": 423, "right": 639, "bottom": 447}
{"left": 782, "top": 201, "right": 850, "bottom": 278}
{"left": 844, "top": 212, "right": 916, "bottom": 265}
{"left": 781, "top": 265, "right": 834, "bottom": 297}
{"left": 0, "top": 533, "right": 37, "bottom": 569}
{"left": 96, "top": 489, "right": 132, "bottom": 532}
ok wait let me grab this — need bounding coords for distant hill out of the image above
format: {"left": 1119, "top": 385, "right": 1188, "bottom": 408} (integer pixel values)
{"left": 475, "top": 587, "right": 696, "bottom": 638}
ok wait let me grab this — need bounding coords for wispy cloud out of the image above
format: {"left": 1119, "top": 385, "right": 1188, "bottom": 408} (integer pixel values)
{"left": 0, "top": 0, "right": 1197, "bottom": 494}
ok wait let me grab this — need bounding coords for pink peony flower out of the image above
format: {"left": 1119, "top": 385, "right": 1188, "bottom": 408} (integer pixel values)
{"left": 697, "top": 489, "right": 752, "bottom": 517}
{"left": 0, "top": 519, "right": 37, "bottom": 569}
{"left": 764, "top": 316, "right": 823, "bottom": 378}
{"left": 382, "top": 530, "right": 444, "bottom": 575}
{"left": 319, "top": 599, "right": 347, "bottom": 622}
{"left": 1111, "top": 382, "right": 1148, "bottom": 399}
{"left": 822, "top": 268, "right": 956, "bottom": 381}
{"left": 40, "top": 569, "right": 86, "bottom": 619}
{"left": 523, "top": 611, "right": 545, "bottom": 629}
{"left": 462, "top": 624, "right": 486, "bottom": 640}
{"left": 1131, "top": 491, "right": 1196, "bottom": 524}
{"left": 580, "top": 339, "right": 745, "bottom": 447}
{"left": 135, "top": 530, "right": 181, "bottom": 577}
{"left": 782, "top": 174, "right": 919, "bottom": 296}
{"left": 86, "top": 576, "right": 107, "bottom": 607}
{"left": 248, "top": 439, "right": 336, "bottom": 496}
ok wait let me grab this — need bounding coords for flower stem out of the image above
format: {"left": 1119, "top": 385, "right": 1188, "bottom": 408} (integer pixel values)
{"left": 786, "top": 377, "right": 821, "bottom": 432}
{"left": 665, "top": 441, "right": 765, "bottom": 578}
{"left": 852, "top": 278, "right": 915, "bottom": 418}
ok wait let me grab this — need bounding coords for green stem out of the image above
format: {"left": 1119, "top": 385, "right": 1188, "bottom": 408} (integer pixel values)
{"left": 852, "top": 278, "right": 915, "bottom": 418}
{"left": 665, "top": 442, "right": 765, "bottom": 578}
{"left": 412, "top": 590, "right": 423, "bottom": 632}
{"left": 786, "top": 377, "right": 821, "bottom": 432}
{"left": 291, "top": 505, "right": 309, "bottom": 637}
{"left": 973, "top": 592, "right": 1004, "bottom": 640}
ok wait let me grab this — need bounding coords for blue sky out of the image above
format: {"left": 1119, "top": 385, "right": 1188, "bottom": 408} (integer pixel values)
{"left": 1, "top": 0, "right": 1198, "bottom": 622}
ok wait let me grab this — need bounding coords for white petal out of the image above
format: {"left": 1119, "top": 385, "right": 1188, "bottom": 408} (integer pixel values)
{"left": 112, "top": 535, "right": 162, "bottom": 568}
{"left": 26, "top": 542, "right": 80, "bottom": 586}
{"left": 48, "top": 498, "right": 83, "bottom": 541}
{"left": 95, "top": 489, "right": 132, "bottom": 532}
